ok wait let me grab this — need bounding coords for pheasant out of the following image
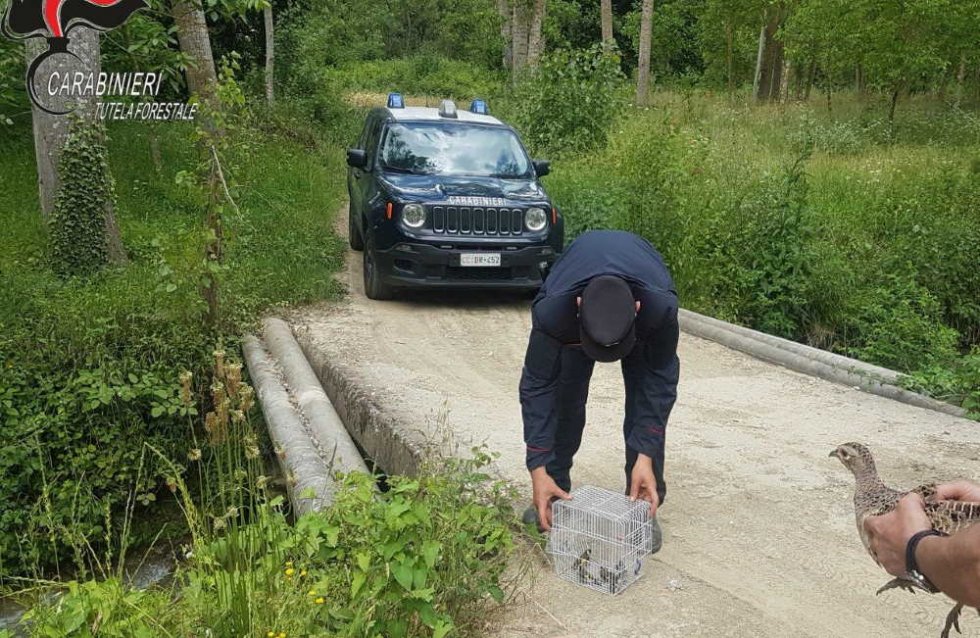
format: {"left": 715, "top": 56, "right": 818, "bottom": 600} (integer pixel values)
{"left": 831, "top": 442, "right": 980, "bottom": 638}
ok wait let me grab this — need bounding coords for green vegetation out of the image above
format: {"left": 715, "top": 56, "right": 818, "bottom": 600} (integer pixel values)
{"left": 543, "top": 92, "right": 980, "bottom": 411}
{"left": 508, "top": 45, "right": 626, "bottom": 154}
{"left": 48, "top": 119, "right": 119, "bottom": 277}
{"left": 5, "top": 354, "right": 516, "bottom": 638}
{"left": 0, "top": 106, "right": 347, "bottom": 574}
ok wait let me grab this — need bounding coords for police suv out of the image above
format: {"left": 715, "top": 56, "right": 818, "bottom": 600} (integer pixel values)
{"left": 346, "top": 94, "right": 564, "bottom": 299}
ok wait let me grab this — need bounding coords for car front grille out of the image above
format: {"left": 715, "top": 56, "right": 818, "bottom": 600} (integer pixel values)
{"left": 429, "top": 206, "right": 525, "bottom": 236}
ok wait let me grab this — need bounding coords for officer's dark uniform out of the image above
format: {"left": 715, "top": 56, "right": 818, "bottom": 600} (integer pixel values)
{"left": 519, "top": 230, "right": 679, "bottom": 503}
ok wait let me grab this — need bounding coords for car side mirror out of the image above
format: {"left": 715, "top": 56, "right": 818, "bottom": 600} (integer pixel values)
{"left": 532, "top": 159, "right": 551, "bottom": 177}
{"left": 347, "top": 148, "right": 368, "bottom": 169}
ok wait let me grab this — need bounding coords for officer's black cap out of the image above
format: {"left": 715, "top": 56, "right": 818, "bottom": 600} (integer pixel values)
{"left": 579, "top": 275, "right": 636, "bottom": 362}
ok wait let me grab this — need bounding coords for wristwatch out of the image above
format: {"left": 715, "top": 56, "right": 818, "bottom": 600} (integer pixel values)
{"left": 905, "top": 529, "right": 946, "bottom": 593}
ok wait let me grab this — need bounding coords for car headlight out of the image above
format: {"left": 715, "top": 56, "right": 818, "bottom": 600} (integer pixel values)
{"left": 402, "top": 203, "right": 426, "bottom": 229}
{"left": 525, "top": 207, "right": 547, "bottom": 232}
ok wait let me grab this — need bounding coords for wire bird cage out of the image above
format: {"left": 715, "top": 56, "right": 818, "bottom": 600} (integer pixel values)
{"left": 546, "top": 485, "right": 653, "bottom": 595}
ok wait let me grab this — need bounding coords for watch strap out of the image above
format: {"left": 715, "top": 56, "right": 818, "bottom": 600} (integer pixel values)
{"left": 905, "top": 528, "right": 946, "bottom": 593}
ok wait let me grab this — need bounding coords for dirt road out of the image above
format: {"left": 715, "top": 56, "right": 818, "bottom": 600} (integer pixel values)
{"left": 291, "top": 211, "right": 979, "bottom": 637}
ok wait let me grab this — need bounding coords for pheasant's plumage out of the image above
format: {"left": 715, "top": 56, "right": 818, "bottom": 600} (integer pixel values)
{"left": 832, "top": 442, "right": 980, "bottom": 638}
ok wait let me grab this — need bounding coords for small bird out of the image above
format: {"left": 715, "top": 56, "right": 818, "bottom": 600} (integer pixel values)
{"left": 831, "top": 442, "right": 980, "bottom": 638}
{"left": 574, "top": 547, "right": 595, "bottom": 585}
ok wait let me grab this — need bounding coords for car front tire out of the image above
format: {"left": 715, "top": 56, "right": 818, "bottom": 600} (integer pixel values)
{"left": 363, "top": 234, "right": 393, "bottom": 300}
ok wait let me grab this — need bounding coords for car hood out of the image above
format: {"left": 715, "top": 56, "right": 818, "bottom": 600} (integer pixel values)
{"left": 380, "top": 173, "right": 548, "bottom": 205}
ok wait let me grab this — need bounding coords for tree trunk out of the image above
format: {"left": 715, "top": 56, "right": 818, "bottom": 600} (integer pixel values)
{"left": 780, "top": 60, "right": 791, "bottom": 103}
{"left": 754, "top": 9, "right": 785, "bottom": 102}
{"left": 510, "top": 1, "right": 529, "bottom": 72}
{"left": 264, "top": 4, "right": 274, "bottom": 106}
{"left": 525, "top": 0, "right": 547, "bottom": 68}
{"left": 889, "top": 86, "right": 900, "bottom": 123}
{"left": 26, "top": 27, "right": 124, "bottom": 261}
{"left": 752, "top": 21, "right": 766, "bottom": 99}
{"left": 172, "top": 0, "right": 217, "bottom": 98}
{"left": 150, "top": 132, "right": 163, "bottom": 174}
{"left": 825, "top": 72, "right": 832, "bottom": 113}
{"left": 725, "top": 20, "right": 734, "bottom": 93}
{"left": 793, "top": 58, "right": 806, "bottom": 99}
{"left": 600, "top": 0, "right": 613, "bottom": 47}
{"left": 26, "top": 35, "right": 95, "bottom": 218}
{"left": 804, "top": 60, "right": 816, "bottom": 101}
{"left": 499, "top": 0, "right": 513, "bottom": 70}
{"left": 955, "top": 53, "right": 967, "bottom": 106}
{"left": 635, "top": 0, "right": 654, "bottom": 106}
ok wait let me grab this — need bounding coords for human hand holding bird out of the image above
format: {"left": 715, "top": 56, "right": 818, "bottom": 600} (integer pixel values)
{"left": 832, "top": 442, "right": 980, "bottom": 638}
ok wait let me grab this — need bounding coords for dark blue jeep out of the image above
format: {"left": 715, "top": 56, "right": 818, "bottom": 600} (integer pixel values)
{"left": 346, "top": 94, "right": 564, "bottom": 300}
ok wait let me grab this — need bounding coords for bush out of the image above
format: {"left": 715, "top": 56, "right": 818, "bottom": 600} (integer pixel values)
{"left": 903, "top": 348, "right": 980, "bottom": 416}
{"left": 508, "top": 45, "right": 626, "bottom": 156}
{"left": 842, "top": 275, "right": 960, "bottom": 371}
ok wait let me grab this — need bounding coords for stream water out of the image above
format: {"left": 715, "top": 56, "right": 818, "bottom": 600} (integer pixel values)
{"left": 0, "top": 545, "right": 178, "bottom": 635}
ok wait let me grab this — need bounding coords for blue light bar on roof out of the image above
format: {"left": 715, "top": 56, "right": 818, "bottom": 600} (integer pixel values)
{"left": 470, "top": 99, "right": 489, "bottom": 115}
{"left": 387, "top": 92, "right": 404, "bottom": 108}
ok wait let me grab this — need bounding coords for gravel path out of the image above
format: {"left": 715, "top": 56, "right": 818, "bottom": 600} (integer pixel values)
{"left": 289, "top": 208, "right": 979, "bottom": 637}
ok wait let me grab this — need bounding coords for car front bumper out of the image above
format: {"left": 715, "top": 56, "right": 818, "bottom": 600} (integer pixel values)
{"left": 375, "top": 242, "right": 558, "bottom": 289}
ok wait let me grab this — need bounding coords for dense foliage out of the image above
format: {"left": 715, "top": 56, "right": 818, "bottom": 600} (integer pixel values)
{"left": 507, "top": 44, "right": 626, "bottom": 155}
{"left": 48, "top": 120, "right": 117, "bottom": 276}
{"left": 6, "top": 354, "right": 516, "bottom": 637}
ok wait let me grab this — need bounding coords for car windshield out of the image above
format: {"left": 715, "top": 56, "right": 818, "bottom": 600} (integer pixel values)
{"left": 379, "top": 122, "right": 532, "bottom": 178}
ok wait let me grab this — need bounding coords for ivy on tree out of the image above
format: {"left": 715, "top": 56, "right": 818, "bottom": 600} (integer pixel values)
{"left": 48, "top": 118, "right": 118, "bottom": 277}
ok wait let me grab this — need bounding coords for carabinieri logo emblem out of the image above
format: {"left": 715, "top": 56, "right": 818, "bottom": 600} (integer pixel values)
{"left": 1, "top": 0, "right": 148, "bottom": 115}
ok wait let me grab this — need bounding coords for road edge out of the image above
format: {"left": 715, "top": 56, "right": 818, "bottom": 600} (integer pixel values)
{"left": 679, "top": 308, "right": 967, "bottom": 418}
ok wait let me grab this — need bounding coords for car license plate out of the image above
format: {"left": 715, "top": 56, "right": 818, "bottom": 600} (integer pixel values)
{"left": 460, "top": 253, "right": 501, "bottom": 267}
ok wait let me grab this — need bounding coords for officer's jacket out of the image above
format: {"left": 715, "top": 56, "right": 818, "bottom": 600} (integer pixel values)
{"left": 519, "top": 230, "right": 680, "bottom": 478}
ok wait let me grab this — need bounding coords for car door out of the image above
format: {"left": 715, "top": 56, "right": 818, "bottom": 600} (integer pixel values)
{"left": 349, "top": 114, "right": 375, "bottom": 220}
{"left": 352, "top": 115, "right": 384, "bottom": 228}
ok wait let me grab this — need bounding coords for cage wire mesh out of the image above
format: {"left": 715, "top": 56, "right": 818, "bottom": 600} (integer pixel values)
{"left": 545, "top": 485, "right": 652, "bottom": 595}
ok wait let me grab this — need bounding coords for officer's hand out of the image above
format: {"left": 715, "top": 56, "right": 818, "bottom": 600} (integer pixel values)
{"left": 864, "top": 493, "right": 931, "bottom": 576}
{"left": 530, "top": 467, "right": 571, "bottom": 531}
{"left": 629, "top": 454, "right": 660, "bottom": 517}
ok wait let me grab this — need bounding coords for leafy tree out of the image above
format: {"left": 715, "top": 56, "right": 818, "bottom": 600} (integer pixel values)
{"left": 623, "top": 0, "right": 703, "bottom": 82}
{"left": 511, "top": 44, "right": 625, "bottom": 154}
{"left": 783, "top": 0, "right": 980, "bottom": 118}
{"left": 697, "top": 0, "right": 765, "bottom": 89}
